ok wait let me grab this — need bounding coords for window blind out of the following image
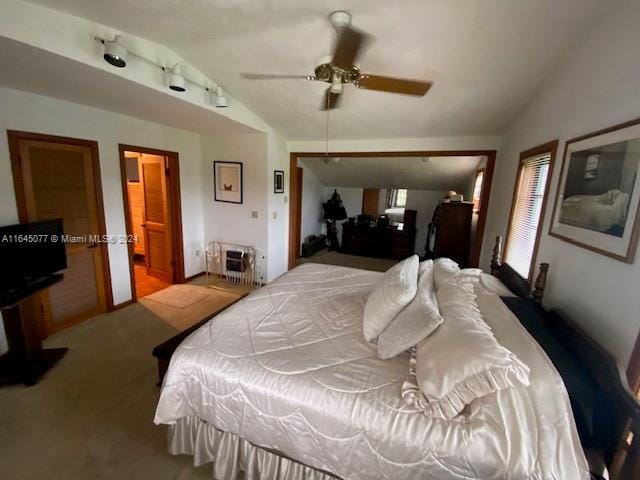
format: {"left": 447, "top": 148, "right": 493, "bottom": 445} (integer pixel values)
{"left": 505, "top": 154, "right": 550, "bottom": 279}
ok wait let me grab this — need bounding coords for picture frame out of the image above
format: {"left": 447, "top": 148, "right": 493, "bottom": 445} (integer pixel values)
{"left": 549, "top": 117, "right": 640, "bottom": 263}
{"left": 274, "top": 170, "right": 284, "bottom": 194}
{"left": 214, "top": 161, "right": 243, "bottom": 204}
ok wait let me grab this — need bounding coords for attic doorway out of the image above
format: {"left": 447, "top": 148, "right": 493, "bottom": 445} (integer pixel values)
{"left": 118, "top": 145, "right": 185, "bottom": 301}
{"left": 288, "top": 150, "right": 497, "bottom": 270}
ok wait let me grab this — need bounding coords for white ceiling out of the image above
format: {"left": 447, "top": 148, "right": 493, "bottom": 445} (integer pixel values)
{"left": 0, "top": 37, "right": 255, "bottom": 135}
{"left": 25, "top": 0, "right": 607, "bottom": 141}
{"left": 300, "top": 156, "right": 483, "bottom": 190}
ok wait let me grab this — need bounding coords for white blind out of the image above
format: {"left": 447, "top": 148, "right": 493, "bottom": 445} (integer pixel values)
{"left": 505, "top": 154, "right": 550, "bottom": 278}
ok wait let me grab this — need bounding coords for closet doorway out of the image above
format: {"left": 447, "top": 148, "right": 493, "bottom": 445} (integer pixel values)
{"left": 118, "top": 145, "right": 185, "bottom": 301}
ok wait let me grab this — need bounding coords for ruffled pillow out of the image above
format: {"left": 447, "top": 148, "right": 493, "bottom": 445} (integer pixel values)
{"left": 377, "top": 260, "right": 443, "bottom": 359}
{"left": 363, "top": 255, "right": 419, "bottom": 342}
{"left": 401, "top": 274, "right": 529, "bottom": 419}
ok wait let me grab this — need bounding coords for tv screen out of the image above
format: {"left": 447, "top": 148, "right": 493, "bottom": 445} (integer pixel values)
{"left": 0, "top": 219, "right": 67, "bottom": 291}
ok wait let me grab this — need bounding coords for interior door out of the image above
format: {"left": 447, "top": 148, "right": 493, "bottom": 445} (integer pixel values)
{"left": 139, "top": 154, "right": 173, "bottom": 282}
{"left": 362, "top": 188, "right": 380, "bottom": 216}
{"left": 13, "top": 137, "right": 109, "bottom": 334}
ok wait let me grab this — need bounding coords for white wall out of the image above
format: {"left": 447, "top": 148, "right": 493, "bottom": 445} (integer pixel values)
{"left": 267, "top": 132, "right": 289, "bottom": 280}
{"left": 405, "top": 190, "right": 447, "bottom": 257}
{"left": 299, "top": 161, "right": 324, "bottom": 249}
{"left": 482, "top": 0, "right": 640, "bottom": 366}
{"left": 0, "top": 85, "right": 206, "bottom": 353}
{"left": 201, "top": 133, "right": 269, "bottom": 281}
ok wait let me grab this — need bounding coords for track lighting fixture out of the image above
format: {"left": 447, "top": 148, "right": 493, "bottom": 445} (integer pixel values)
{"left": 214, "top": 86, "right": 229, "bottom": 108}
{"left": 103, "top": 35, "right": 127, "bottom": 68}
{"left": 169, "top": 64, "right": 186, "bottom": 92}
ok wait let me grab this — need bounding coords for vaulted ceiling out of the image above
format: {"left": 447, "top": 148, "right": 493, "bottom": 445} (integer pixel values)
{"left": 25, "top": 0, "right": 607, "bottom": 140}
{"left": 301, "top": 156, "right": 483, "bottom": 190}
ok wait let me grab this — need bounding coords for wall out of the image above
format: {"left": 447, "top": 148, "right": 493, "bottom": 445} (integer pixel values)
{"left": 201, "top": 133, "right": 269, "bottom": 281}
{"left": 405, "top": 190, "right": 447, "bottom": 257}
{"left": 482, "top": 0, "right": 640, "bottom": 366}
{"left": 267, "top": 132, "right": 289, "bottom": 281}
{"left": 299, "top": 161, "right": 324, "bottom": 248}
{"left": 0, "top": 85, "right": 206, "bottom": 353}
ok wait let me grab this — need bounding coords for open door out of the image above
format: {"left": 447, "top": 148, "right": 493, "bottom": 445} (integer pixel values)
{"left": 8, "top": 131, "right": 113, "bottom": 335}
{"left": 139, "top": 154, "right": 173, "bottom": 283}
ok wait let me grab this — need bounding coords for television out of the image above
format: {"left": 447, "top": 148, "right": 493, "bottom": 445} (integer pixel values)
{"left": 0, "top": 219, "right": 68, "bottom": 292}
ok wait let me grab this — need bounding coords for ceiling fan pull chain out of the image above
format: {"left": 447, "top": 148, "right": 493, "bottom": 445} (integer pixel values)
{"left": 325, "top": 94, "right": 331, "bottom": 156}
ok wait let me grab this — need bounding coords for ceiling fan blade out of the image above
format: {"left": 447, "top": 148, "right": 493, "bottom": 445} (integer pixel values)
{"left": 332, "top": 26, "right": 370, "bottom": 70}
{"left": 241, "top": 73, "right": 314, "bottom": 80}
{"left": 320, "top": 88, "right": 342, "bottom": 110}
{"left": 357, "top": 74, "right": 432, "bottom": 96}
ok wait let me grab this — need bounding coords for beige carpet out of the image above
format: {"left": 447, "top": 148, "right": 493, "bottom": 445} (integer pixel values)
{"left": 140, "top": 284, "right": 241, "bottom": 331}
{"left": 298, "top": 249, "right": 398, "bottom": 272}
{"left": 0, "top": 300, "right": 213, "bottom": 479}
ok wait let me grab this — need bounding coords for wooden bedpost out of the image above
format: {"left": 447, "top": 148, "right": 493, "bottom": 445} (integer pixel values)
{"left": 490, "top": 235, "right": 503, "bottom": 275}
{"left": 532, "top": 262, "right": 549, "bottom": 304}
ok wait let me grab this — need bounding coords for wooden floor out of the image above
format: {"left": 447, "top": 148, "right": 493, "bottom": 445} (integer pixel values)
{"left": 134, "top": 263, "right": 171, "bottom": 298}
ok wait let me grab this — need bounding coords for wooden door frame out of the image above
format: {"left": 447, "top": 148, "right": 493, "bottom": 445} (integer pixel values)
{"left": 288, "top": 150, "right": 497, "bottom": 270}
{"left": 118, "top": 144, "right": 185, "bottom": 303}
{"left": 6, "top": 130, "right": 115, "bottom": 311}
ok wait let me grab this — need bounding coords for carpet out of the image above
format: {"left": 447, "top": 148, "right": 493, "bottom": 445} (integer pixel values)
{"left": 140, "top": 284, "right": 241, "bottom": 331}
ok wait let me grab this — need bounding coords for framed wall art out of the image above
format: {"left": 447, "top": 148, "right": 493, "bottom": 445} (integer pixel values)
{"left": 549, "top": 118, "right": 640, "bottom": 262}
{"left": 214, "top": 161, "right": 243, "bottom": 204}
{"left": 274, "top": 170, "right": 284, "bottom": 194}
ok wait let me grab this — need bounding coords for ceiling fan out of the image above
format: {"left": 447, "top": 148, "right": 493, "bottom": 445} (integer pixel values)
{"left": 241, "top": 11, "right": 433, "bottom": 110}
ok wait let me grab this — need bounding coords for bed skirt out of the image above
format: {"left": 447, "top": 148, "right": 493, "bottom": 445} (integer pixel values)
{"left": 168, "top": 417, "right": 337, "bottom": 480}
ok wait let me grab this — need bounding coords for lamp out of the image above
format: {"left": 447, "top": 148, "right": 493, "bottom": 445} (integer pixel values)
{"left": 169, "top": 64, "right": 186, "bottom": 92}
{"left": 103, "top": 35, "right": 127, "bottom": 68}
{"left": 322, "top": 189, "right": 347, "bottom": 251}
{"left": 214, "top": 86, "right": 229, "bottom": 107}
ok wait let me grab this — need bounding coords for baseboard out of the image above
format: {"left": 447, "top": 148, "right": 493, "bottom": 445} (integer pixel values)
{"left": 112, "top": 299, "right": 134, "bottom": 310}
{"left": 184, "top": 271, "right": 206, "bottom": 282}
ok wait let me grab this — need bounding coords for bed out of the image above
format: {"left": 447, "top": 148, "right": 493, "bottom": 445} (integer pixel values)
{"left": 154, "top": 236, "right": 640, "bottom": 480}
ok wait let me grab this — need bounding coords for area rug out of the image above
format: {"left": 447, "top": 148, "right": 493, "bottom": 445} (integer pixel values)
{"left": 140, "top": 284, "right": 242, "bottom": 331}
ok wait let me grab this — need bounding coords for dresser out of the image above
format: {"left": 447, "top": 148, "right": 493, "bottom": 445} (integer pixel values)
{"left": 430, "top": 202, "right": 473, "bottom": 267}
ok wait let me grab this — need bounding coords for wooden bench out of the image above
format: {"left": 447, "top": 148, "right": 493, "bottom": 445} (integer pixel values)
{"left": 152, "top": 292, "right": 248, "bottom": 385}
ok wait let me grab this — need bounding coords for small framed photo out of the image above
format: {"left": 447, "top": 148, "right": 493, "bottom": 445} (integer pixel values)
{"left": 214, "top": 161, "right": 243, "bottom": 204}
{"left": 274, "top": 170, "right": 284, "bottom": 194}
{"left": 549, "top": 118, "right": 640, "bottom": 262}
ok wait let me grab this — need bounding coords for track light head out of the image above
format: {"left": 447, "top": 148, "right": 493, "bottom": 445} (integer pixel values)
{"left": 169, "top": 64, "right": 186, "bottom": 92}
{"left": 103, "top": 35, "right": 127, "bottom": 68}
{"left": 214, "top": 86, "right": 228, "bottom": 108}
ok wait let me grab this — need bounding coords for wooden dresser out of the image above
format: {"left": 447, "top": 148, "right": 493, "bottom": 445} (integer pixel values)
{"left": 341, "top": 209, "right": 417, "bottom": 259}
{"left": 432, "top": 202, "right": 473, "bottom": 267}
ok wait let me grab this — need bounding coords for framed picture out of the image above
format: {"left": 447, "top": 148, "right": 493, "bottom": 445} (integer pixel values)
{"left": 214, "top": 161, "right": 243, "bottom": 204}
{"left": 274, "top": 170, "right": 284, "bottom": 194}
{"left": 549, "top": 118, "right": 640, "bottom": 263}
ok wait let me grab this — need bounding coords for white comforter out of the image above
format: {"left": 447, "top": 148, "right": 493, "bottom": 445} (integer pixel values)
{"left": 154, "top": 263, "right": 588, "bottom": 479}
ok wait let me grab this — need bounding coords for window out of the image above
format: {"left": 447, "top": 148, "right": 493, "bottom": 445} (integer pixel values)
{"left": 504, "top": 141, "right": 558, "bottom": 280}
{"left": 394, "top": 189, "right": 407, "bottom": 207}
{"left": 472, "top": 169, "right": 484, "bottom": 212}
{"left": 386, "top": 188, "right": 408, "bottom": 208}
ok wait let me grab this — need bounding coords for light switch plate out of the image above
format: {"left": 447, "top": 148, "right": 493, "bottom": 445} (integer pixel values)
{"left": 251, "top": 211, "right": 259, "bottom": 219}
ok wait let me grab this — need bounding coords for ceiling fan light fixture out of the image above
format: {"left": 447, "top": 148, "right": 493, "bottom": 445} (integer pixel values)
{"left": 329, "top": 10, "right": 352, "bottom": 29}
{"left": 169, "top": 64, "right": 187, "bottom": 92}
{"left": 214, "top": 86, "right": 229, "bottom": 108}
{"left": 103, "top": 35, "right": 127, "bottom": 68}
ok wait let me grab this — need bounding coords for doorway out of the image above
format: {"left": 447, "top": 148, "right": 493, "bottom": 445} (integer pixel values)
{"left": 7, "top": 130, "right": 113, "bottom": 336}
{"left": 118, "top": 145, "right": 185, "bottom": 301}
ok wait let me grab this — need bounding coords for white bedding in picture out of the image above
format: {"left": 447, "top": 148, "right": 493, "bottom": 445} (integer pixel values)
{"left": 154, "top": 263, "right": 588, "bottom": 480}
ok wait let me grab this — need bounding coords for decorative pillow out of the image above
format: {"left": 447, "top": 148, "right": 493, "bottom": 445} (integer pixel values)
{"left": 454, "top": 268, "right": 516, "bottom": 297}
{"left": 377, "top": 260, "right": 443, "bottom": 359}
{"left": 363, "top": 255, "right": 419, "bottom": 342}
{"left": 401, "top": 277, "right": 530, "bottom": 419}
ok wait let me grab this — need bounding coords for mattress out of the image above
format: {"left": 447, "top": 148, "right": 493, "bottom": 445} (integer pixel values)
{"left": 154, "top": 263, "right": 588, "bottom": 479}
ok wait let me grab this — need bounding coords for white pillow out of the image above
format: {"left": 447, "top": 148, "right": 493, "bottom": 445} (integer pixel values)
{"left": 401, "top": 277, "right": 529, "bottom": 419}
{"left": 363, "top": 255, "right": 419, "bottom": 342}
{"left": 453, "top": 268, "right": 516, "bottom": 298}
{"left": 377, "top": 260, "right": 443, "bottom": 359}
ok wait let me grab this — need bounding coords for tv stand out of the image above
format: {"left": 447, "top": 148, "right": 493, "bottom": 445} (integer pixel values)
{"left": 0, "top": 274, "right": 66, "bottom": 386}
